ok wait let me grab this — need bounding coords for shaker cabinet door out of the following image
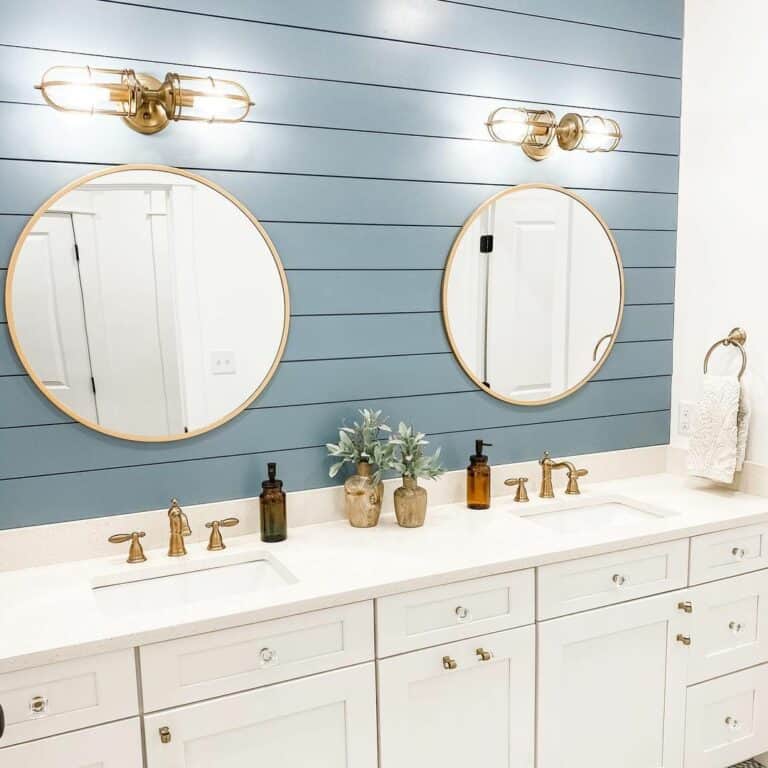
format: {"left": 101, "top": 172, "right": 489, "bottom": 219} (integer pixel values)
{"left": 144, "top": 664, "right": 377, "bottom": 768}
{"left": 538, "top": 591, "right": 690, "bottom": 768}
{"left": 378, "top": 625, "right": 535, "bottom": 768}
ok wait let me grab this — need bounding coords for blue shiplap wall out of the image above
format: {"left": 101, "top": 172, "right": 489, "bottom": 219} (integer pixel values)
{"left": 0, "top": 0, "right": 682, "bottom": 528}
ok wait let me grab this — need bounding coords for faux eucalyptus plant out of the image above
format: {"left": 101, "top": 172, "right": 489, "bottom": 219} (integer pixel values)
{"left": 389, "top": 423, "right": 445, "bottom": 481}
{"left": 326, "top": 408, "right": 394, "bottom": 485}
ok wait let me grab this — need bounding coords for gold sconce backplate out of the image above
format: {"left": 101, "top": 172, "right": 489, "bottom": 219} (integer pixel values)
{"left": 123, "top": 74, "right": 167, "bottom": 135}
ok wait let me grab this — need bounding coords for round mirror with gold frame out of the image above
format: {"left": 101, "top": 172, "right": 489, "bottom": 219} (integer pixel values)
{"left": 442, "top": 183, "right": 624, "bottom": 406}
{"left": 5, "top": 164, "right": 290, "bottom": 442}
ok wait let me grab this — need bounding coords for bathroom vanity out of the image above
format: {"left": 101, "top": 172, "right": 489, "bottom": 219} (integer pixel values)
{"left": 1, "top": 474, "right": 767, "bottom": 768}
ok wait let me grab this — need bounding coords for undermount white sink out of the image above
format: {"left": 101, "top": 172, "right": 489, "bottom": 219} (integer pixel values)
{"left": 509, "top": 496, "right": 675, "bottom": 535}
{"left": 92, "top": 556, "right": 295, "bottom": 610}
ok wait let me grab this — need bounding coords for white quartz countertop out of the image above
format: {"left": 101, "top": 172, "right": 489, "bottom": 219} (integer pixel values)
{"left": 2, "top": 473, "right": 768, "bottom": 673}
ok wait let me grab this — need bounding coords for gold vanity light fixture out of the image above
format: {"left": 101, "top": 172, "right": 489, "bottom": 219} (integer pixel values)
{"left": 486, "top": 106, "right": 621, "bottom": 160}
{"left": 35, "top": 65, "right": 254, "bottom": 134}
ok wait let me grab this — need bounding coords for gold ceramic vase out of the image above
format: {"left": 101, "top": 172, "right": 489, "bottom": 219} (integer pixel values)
{"left": 394, "top": 476, "right": 428, "bottom": 528}
{"left": 344, "top": 461, "right": 384, "bottom": 528}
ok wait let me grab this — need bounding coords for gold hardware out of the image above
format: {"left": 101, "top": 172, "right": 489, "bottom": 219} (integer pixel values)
{"left": 703, "top": 328, "right": 747, "bottom": 380}
{"left": 504, "top": 476, "right": 530, "bottom": 503}
{"left": 167, "top": 499, "right": 191, "bottom": 557}
{"left": 205, "top": 517, "right": 240, "bottom": 551}
{"left": 731, "top": 546, "right": 746, "bottom": 559}
{"left": 539, "top": 452, "right": 588, "bottom": 498}
{"left": 29, "top": 695, "right": 48, "bottom": 715}
{"left": 442, "top": 655, "right": 458, "bottom": 670}
{"left": 36, "top": 66, "right": 254, "bottom": 134}
{"left": 676, "top": 633, "right": 692, "bottom": 646}
{"left": 678, "top": 601, "right": 694, "bottom": 614}
{"left": 593, "top": 333, "right": 613, "bottom": 362}
{"left": 475, "top": 648, "right": 492, "bottom": 661}
{"left": 159, "top": 726, "right": 171, "bottom": 744}
{"left": 487, "top": 107, "right": 621, "bottom": 160}
{"left": 108, "top": 531, "right": 147, "bottom": 563}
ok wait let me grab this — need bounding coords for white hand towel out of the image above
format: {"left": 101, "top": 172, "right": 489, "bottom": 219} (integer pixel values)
{"left": 687, "top": 374, "right": 750, "bottom": 484}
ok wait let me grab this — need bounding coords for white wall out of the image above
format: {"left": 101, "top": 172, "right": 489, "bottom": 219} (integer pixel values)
{"left": 672, "top": 0, "right": 768, "bottom": 464}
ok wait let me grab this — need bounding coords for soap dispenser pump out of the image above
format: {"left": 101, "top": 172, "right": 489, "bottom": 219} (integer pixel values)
{"left": 467, "top": 439, "right": 493, "bottom": 509}
{"left": 260, "top": 462, "right": 287, "bottom": 542}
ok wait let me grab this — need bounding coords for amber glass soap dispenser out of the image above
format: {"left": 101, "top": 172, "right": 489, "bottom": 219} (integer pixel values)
{"left": 467, "top": 439, "right": 492, "bottom": 509}
{"left": 260, "top": 462, "right": 287, "bottom": 542}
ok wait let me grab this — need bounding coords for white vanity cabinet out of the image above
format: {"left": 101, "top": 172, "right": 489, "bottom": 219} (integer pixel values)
{"left": 378, "top": 625, "right": 535, "bottom": 768}
{"left": 144, "top": 663, "right": 378, "bottom": 768}
{"left": 537, "top": 590, "right": 690, "bottom": 768}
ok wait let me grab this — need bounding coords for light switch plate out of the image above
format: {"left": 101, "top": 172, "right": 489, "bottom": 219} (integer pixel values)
{"left": 678, "top": 401, "right": 695, "bottom": 436}
{"left": 210, "top": 350, "right": 236, "bottom": 375}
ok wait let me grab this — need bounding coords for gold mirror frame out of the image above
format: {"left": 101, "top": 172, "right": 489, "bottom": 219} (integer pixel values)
{"left": 5, "top": 163, "right": 291, "bottom": 442}
{"left": 441, "top": 183, "right": 624, "bottom": 407}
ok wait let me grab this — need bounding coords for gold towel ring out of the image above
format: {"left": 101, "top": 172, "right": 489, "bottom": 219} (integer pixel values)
{"left": 703, "top": 327, "right": 747, "bottom": 380}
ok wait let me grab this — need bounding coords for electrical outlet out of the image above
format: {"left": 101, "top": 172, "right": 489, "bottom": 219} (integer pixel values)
{"left": 210, "top": 350, "right": 236, "bottom": 375}
{"left": 678, "top": 401, "right": 695, "bottom": 436}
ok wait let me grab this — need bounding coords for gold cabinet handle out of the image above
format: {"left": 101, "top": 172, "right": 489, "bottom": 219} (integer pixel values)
{"left": 108, "top": 531, "right": 147, "bottom": 563}
{"left": 159, "top": 726, "right": 171, "bottom": 744}
{"left": 29, "top": 695, "right": 48, "bottom": 715}
{"left": 676, "top": 633, "right": 692, "bottom": 646}
{"left": 205, "top": 517, "right": 240, "bottom": 551}
{"left": 475, "top": 648, "right": 492, "bottom": 661}
{"left": 442, "top": 655, "right": 458, "bottom": 670}
{"left": 677, "top": 601, "right": 694, "bottom": 614}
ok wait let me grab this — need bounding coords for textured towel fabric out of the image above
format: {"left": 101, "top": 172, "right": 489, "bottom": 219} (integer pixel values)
{"left": 687, "top": 374, "right": 751, "bottom": 484}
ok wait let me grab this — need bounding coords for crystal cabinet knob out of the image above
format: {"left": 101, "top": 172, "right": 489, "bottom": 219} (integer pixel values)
{"left": 455, "top": 606, "right": 471, "bottom": 622}
{"left": 729, "top": 621, "right": 745, "bottom": 634}
{"left": 29, "top": 695, "right": 48, "bottom": 715}
{"left": 259, "top": 647, "right": 279, "bottom": 666}
{"left": 731, "top": 547, "right": 746, "bottom": 559}
{"left": 725, "top": 716, "right": 740, "bottom": 730}
{"left": 612, "top": 574, "right": 627, "bottom": 587}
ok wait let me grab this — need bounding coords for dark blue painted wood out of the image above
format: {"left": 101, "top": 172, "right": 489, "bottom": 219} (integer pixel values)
{"left": 102, "top": 0, "right": 682, "bottom": 77}
{"left": 3, "top": 0, "right": 682, "bottom": 115}
{"left": 0, "top": 410, "right": 670, "bottom": 527}
{"left": 441, "top": 0, "right": 684, "bottom": 37}
{"left": 0, "top": 105, "right": 679, "bottom": 194}
{"left": 1, "top": 48, "right": 681, "bottom": 156}
{"left": 0, "top": 0, "right": 681, "bottom": 529}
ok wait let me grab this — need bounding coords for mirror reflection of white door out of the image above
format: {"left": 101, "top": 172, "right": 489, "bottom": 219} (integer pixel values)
{"left": 71, "top": 187, "right": 186, "bottom": 436}
{"left": 12, "top": 213, "right": 98, "bottom": 421}
{"left": 486, "top": 192, "right": 571, "bottom": 399}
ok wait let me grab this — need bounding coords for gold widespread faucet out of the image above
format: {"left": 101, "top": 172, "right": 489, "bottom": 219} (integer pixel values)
{"left": 167, "top": 498, "right": 191, "bottom": 557}
{"left": 538, "top": 451, "right": 589, "bottom": 498}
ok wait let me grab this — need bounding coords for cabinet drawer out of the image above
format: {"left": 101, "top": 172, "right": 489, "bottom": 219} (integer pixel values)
{"left": 140, "top": 601, "right": 374, "bottom": 710}
{"left": 537, "top": 540, "right": 689, "bottom": 620}
{"left": 690, "top": 522, "right": 768, "bottom": 585}
{"left": 144, "top": 663, "right": 377, "bottom": 768}
{"left": 685, "top": 664, "right": 768, "bottom": 768}
{"left": 0, "top": 650, "right": 138, "bottom": 747}
{"left": 688, "top": 570, "right": 768, "bottom": 684}
{"left": 0, "top": 718, "right": 142, "bottom": 767}
{"left": 375, "top": 570, "right": 534, "bottom": 656}
{"left": 378, "top": 626, "right": 535, "bottom": 768}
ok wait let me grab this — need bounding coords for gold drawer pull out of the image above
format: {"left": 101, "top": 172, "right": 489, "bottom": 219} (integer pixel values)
{"left": 475, "top": 648, "right": 492, "bottom": 661}
{"left": 676, "top": 633, "right": 692, "bottom": 646}
{"left": 677, "top": 601, "right": 693, "bottom": 614}
{"left": 442, "top": 655, "right": 458, "bottom": 670}
{"left": 159, "top": 726, "right": 172, "bottom": 744}
{"left": 29, "top": 695, "right": 48, "bottom": 715}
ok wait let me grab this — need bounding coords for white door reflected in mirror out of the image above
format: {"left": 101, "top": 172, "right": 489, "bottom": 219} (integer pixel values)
{"left": 442, "top": 184, "right": 623, "bottom": 406}
{"left": 7, "top": 166, "right": 289, "bottom": 441}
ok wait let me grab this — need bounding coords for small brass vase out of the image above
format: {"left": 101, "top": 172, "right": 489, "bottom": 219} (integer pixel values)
{"left": 344, "top": 461, "right": 383, "bottom": 528}
{"left": 394, "top": 476, "right": 427, "bottom": 528}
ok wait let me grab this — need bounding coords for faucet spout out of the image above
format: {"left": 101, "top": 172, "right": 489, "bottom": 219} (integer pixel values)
{"left": 539, "top": 452, "right": 589, "bottom": 498}
{"left": 167, "top": 498, "right": 191, "bottom": 557}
